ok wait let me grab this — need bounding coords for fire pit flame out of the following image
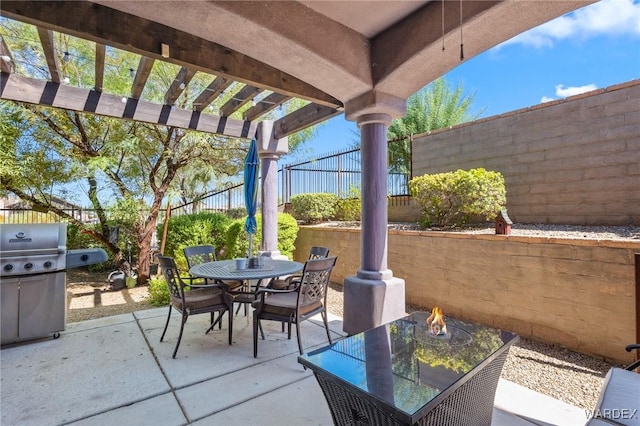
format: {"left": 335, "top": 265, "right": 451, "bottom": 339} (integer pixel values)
{"left": 426, "top": 306, "right": 448, "bottom": 336}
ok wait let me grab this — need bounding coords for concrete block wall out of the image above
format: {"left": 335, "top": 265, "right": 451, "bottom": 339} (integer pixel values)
{"left": 295, "top": 226, "right": 639, "bottom": 364}
{"left": 411, "top": 80, "right": 640, "bottom": 225}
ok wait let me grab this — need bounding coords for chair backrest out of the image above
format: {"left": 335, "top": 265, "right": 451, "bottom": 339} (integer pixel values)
{"left": 156, "top": 254, "right": 185, "bottom": 299}
{"left": 184, "top": 245, "right": 217, "bottom": 269}
{"left": 308, "top": 246, "right": 330, "bottom": 260}
{"left": 298, "top": 256, "right": 337, "bottom": 306}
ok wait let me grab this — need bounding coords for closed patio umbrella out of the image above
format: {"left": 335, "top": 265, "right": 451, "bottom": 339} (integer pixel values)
{"left": 244, "top": 138, "right": 259, "bottom": 258}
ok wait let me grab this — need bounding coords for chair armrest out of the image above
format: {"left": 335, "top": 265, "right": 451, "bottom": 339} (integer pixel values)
{"left": 624, "top": 344, "right": 640, "bottom": 371}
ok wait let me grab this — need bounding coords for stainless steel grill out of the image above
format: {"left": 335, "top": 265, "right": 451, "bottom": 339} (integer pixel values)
{"left": 0, "top": 223, "right": 108, "bottom": 345}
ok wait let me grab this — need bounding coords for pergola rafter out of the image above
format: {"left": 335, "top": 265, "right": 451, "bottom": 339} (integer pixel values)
{"left": 0, "top": 1, "right": 344, "bottom": 140}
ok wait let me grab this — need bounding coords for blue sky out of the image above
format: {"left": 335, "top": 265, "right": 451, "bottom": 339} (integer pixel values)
{"left": 298, "top": 0, "right": 640, "bottom": 159}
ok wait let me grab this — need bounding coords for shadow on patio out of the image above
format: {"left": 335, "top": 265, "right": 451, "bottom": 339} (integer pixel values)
{"left": 0, "top": 307, "right": 588, "bottom": 426}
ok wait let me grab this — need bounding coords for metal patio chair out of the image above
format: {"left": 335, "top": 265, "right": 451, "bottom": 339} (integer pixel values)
{"left": 252, "top": 256, "right": 337, "bottom": 357}
{"left": 156, "top": 254, "right": 233, "bottom": 358}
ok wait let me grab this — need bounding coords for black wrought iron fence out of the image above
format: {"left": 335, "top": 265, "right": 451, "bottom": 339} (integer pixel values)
{"left": 170, "top": 137, "right": 412, "bottom": 216}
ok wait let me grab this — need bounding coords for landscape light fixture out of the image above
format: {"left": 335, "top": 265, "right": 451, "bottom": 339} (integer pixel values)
{"left": 63, "top": 51, "right": 70, "bottom": 62}
{"left": 179, "top": 82, "right": 185, "bottom": 90}
{"left": 129, "top": 68, "right": 135, "bottom": 78}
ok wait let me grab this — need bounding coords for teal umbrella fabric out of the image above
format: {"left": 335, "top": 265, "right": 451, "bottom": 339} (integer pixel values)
{"left": 244, "top": 138, "right": 259, "bottom": 257}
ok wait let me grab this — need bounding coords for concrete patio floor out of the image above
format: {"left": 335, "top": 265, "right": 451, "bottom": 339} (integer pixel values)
{"left": 1, "top": 308, "right": 587, "bottom": 426}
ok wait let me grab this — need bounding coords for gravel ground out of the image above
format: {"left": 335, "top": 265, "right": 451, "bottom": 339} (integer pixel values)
{"left": 67, "top": 222, "right": 636, "bottom": 411}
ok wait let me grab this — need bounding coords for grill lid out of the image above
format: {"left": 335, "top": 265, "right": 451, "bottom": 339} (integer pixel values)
{"left": 0, "top": 223, "right": 67, "bottom": 258}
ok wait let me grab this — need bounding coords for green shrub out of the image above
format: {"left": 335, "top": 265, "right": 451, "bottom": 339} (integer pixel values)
{"left": 408, "top": 168, "right": 506, "bottom": 227}
{"left": 147, "top": 275, "right": 169, "bottom": 306}
{"left": 290, "top": 193, "right": 337, "bottom": 224}
{"left": 225, "top": 213, "right": 299, "bottom": 260}
{"left": 158, "top": 212, "right": 231, "bottom": 270}
{"left": 334, "top": 187, "right": 361, "bottom": 221}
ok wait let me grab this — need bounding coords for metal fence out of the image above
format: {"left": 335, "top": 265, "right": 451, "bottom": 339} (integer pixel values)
{"left": 0, "top": 207, "right": 99, "bottom": 225}
{"left": 172, "top": 137, "right": 412, "bottom": 216}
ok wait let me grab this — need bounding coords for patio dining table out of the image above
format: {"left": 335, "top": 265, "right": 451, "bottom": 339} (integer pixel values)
{"left": 189, "top": 259, "right": 304, "bottom": 309}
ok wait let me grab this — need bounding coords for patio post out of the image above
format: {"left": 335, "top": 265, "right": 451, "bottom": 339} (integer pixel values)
{"left": 256, "top": 120, "right": 288, "bottom": 260}
{"left": 343, "top": 95, "right": 407, "bottom": 335}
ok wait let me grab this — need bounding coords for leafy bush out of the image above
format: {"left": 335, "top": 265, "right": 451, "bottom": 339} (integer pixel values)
{"left": 409, "top": 168, "right": 506, "bottom": 227}
{"left": 334, "top": 187, "right": 361, "bottom": 221}
{"left": 290, "top": 193, "right": 337, "bottom": 224}
{"left": 147, "top": 275, "right": 169, "bottom": 306}
{"left": 159, "top": 212, "right": 231, "bottom": 270}
{"left": 225, "top": 213, "right": 299, "bottom": 259}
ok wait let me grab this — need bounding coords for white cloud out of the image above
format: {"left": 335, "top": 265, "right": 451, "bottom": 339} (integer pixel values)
{"left": 540, "top": 84, "right": 598, "bottom": 103}
{"left": 500, "top": 0, "right": 640, "bottom": 48}
{"left": 555, "top": 83, "right": 598, "bottom": 97}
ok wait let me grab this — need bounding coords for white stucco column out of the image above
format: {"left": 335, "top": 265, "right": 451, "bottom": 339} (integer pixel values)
{"left": 256, "top": 120, "right": 288, "bottom": 259}
{"left": 342, "top": 92, "right": 407, "bottom": 335}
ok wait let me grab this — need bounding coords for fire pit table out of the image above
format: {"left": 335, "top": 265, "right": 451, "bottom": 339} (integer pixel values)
{"left": 298, "top": 311, "right": 519, "bottom": 426}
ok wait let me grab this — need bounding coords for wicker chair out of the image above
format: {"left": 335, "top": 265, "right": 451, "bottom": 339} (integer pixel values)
{"left": 252, "top": 256, "right": 337, "bottom": 357}
{"left": 156, "top": 255, "right": 233, "bottom": 358}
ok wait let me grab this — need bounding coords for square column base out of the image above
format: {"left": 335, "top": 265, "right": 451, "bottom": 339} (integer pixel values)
{"left": 343, "top": 275, "right": 406, "bottom": 335}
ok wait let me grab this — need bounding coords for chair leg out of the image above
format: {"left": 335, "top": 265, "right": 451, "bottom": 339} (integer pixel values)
{"left": 173, "top": 313, "right": 188, "bottom": 358}
{"left": 206, "top": 311, "right": 224, "bottom": 334}
{"left": 295, "top": 320, "right": 303, "bottom": 355}
{"left": 287, "top": 321, "right": 292, "bottom": 340}
{"left": 259, "top": 320, "right": 265, "bottom": 340}
{"left": 227, "top": 309, "right": 233, "bottom": 345}
{"left": 322, "top": 310, "right": 333, "bottom": 344}
{"left": 160, "top": 305, "right": 173, "bottom": 342}
{"left": 253, "top": 314, "right": 259, "bottom": 357}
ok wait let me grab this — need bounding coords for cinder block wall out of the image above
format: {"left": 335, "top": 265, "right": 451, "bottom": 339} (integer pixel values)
{"left": 295, "top": 226, "right": 639, "bottom": 364}
{"left": 410, "top": 80, "right": 640, "bottom": 225}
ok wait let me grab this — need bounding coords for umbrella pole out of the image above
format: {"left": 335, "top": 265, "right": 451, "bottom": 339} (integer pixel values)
{"left": 248, "top": 234, "right": 253, "bottom": 258}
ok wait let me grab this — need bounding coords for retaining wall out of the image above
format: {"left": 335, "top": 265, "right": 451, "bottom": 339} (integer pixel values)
{"left": 295, "top": 226, "right": 639, "bottom": 364}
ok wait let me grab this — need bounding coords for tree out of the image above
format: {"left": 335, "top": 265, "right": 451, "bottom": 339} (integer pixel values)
{"left": 0, "top": 20, "right": 246, "bottom": 284}
{"left": 0, "top": 17, "right": 320, "bottom": 284}
{"left": 387, "top": 78, "right": 482, "bottom": 174}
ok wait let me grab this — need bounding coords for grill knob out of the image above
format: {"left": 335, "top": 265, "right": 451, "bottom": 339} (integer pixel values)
{"left": 44, "top": 261, "right": 53, "bottom": 268}
{"left": 24, "top": 262, "right": 34, "bottom": 270}
{"left": 4, "top": 264, "right": 13, "bottom": 272}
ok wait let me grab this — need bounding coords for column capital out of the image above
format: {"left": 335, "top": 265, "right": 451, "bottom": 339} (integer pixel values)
{"left": 256, "top": 120, "right": 288, "bottom": 158}
{"left": 344, "top": 90, "right": 406, "bottom": 123}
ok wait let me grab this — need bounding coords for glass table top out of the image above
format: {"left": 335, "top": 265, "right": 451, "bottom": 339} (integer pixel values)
{"left": 298, "top": 311, "right": 519, "bottom": 420}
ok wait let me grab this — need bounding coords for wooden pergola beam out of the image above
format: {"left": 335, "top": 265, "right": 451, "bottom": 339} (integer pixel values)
{"left": 94, "top": 43, "right": 105, "bottom": 92}
{"left": 274, "top": 103, "right": 342, "bottom": 139}
{"left": 0, "top": 1, "right": 342, "bottom": 109}
{"left": 243, "top": 92, "right": 291, "bottom": 121}
{"left": 193, "top": 76, "right": 232, "bottom": 112}
{"left": 0, "top": 73, "right": 257, "bottom": 139}
{"left": 36, "top": 27, "right": 61, "bottom": 83}
{"left": 219, "top": 85, "right": 262, "bottom": 117}
{"left": 131, "top": 56, "right": 155, "bottom": 99}
{"left": 165, "top": 66, "right": 196, "bottom": 106}
{"left": 0, "top": 36, "right": 14, "bottom": 74}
